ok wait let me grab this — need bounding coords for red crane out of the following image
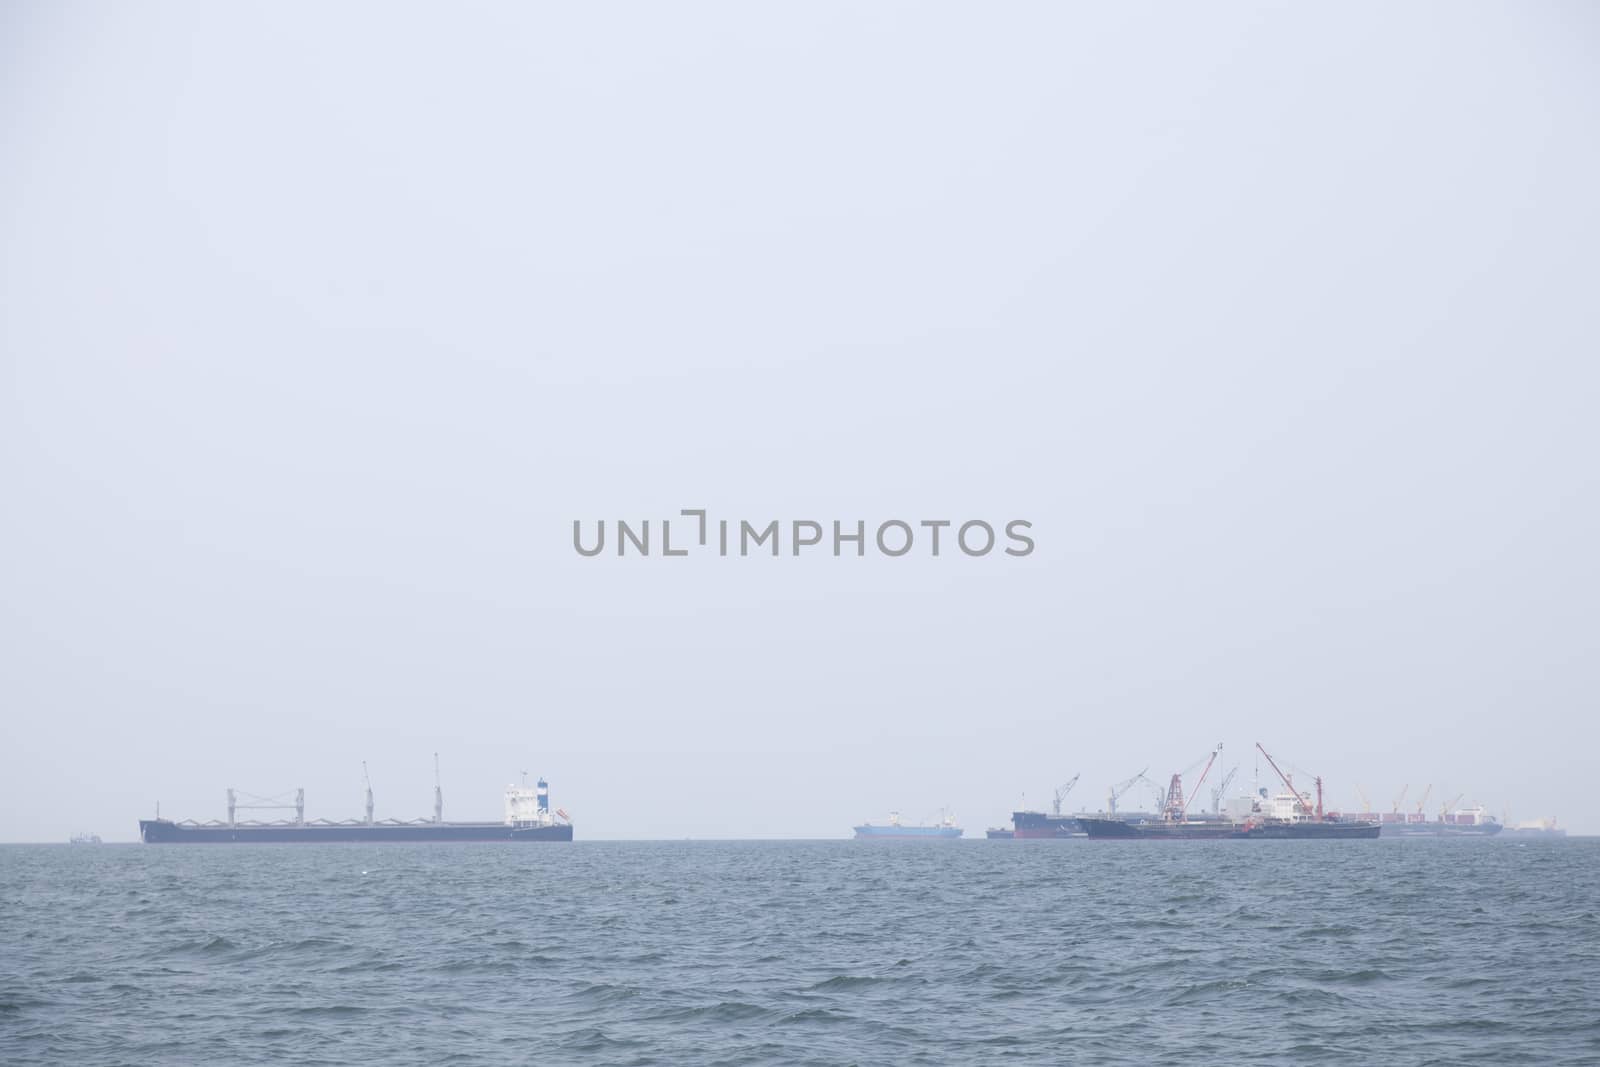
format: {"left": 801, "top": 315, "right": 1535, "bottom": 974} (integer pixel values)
{"left": 1180, "top": 744, "right": 1223, "bottom": 818}
{"left": 1255, "top": 742, "right": 1323, "bottom": 820}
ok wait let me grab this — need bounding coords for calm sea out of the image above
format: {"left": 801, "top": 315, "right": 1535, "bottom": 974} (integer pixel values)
{"left": 2, "top": 839, "right": 1596, "bottom": 1065}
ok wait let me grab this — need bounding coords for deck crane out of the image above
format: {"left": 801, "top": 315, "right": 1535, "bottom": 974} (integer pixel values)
{"left": 1051, "top": 774, "right": 1082, "bottom": 817}
{"left": 1414, "top": 784, "right": 1433, "bottom": 820}
{"left": 1107, "top": 769, "right": 1149, "bottom": 815}
{"left": 225, "top": 787, "right": 305, "bottom": 828}
{"left": 1255, "top": 742, "right": 1322, "bottom": 818}
{"left": 1392, "top": 785, "right": 1409, "bottom": 814}
{"left": 1441, "top": 792, "right": 1464, "bottom": 818}
{"left": 1210, "top": 766, "right": 1239, "bottom": 814}
{"left": 1176, "top": 744, "right": 1223, "bottom": 819}
{"left": 363, "top": 761, "right": 375, "bottom": 826}
{"left": 1355, "top": 784, "right": 1373, "bottom": 813}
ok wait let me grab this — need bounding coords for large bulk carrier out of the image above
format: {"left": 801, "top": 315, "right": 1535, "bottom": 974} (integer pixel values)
{"left": 1077, "top": 743, "right": 1380, "bottom": 841}
{"left": 1005, "top": 770, "right": 1168, "bottom": 839}
{"left": 139, "top": 762, "right": 573, "bottom": 843}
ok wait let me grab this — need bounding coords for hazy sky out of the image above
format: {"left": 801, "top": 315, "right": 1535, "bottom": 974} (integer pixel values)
{"left": 3, "top": 2, "right": 1597, "bottom": 841}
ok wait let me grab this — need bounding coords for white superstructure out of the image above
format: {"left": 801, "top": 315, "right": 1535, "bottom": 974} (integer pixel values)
{"left": 504, "top": 777, "right": 559, "bottom": 827}
{"left": 1265, "top": 790, "right": 1315, "bottom": 821}
{"left": 1445, "top": 804, "right": 1498, "bottom": 827}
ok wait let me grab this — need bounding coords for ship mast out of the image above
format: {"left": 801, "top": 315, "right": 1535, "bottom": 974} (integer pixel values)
{"left": 433, "top": 753, "right": 444, "bottom": 824}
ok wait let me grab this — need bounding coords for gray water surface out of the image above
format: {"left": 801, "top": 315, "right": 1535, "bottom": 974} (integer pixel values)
{"left": 2, "top": 840, "right": 1596, "bottom": 1064}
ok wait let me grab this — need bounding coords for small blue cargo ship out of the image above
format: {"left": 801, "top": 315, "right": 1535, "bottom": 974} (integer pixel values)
{"left": 852, "top": 811, "right": 963, "bottom": 840}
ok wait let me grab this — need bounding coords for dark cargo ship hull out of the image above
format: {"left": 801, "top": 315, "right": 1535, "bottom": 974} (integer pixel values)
{"left": 1379, "top": 823, "right": 1503, "bottom": 838}
{"left": 139, "top": 819, "right": 573, "bottom": 843}
{"left": 1010, "top": 811, "right": 1083, "bottom": 838}
{"left": 1244, "top": 821, "right": 1381, "bottom": 839}
{"left": 1079, "top": 818, "right": 1236, "bottom": 840}
{"left": 1079, "top": 817, "right": 1380, "bottom": 840}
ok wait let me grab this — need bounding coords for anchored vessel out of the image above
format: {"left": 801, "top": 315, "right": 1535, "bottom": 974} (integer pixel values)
{"left": 1379, "top": 805, "right": 1502, "bottom": 838}
{"left": 1005, "top": 769, "right": 1172, "bottom": 838}
{"left": 1078, "top": 813, "right": 1379, "bottom": 840}
{"left": 853, "top": 811, "right": 963, "bottom": 840}
{"left": 1010, "top": 810, "right": 1086, "bottom": 839}
{"left": 1501, "top": 818, "right": 1567, "bottom": 840}
{"left": 1361, "top": 784, "right": 1508, "bottom": 837}
{"left": 1079, "top": 743, "right": 1381, "bottom": 841}
{"left": 1009, "top": 774, "right": 1090, "bottom": 839}
{"left": 139, "top": 761, "right": 573, "bottom": 843}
